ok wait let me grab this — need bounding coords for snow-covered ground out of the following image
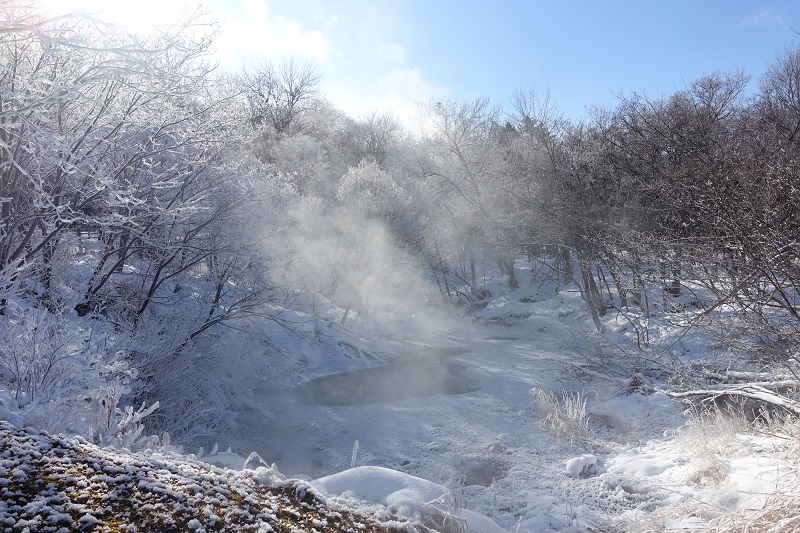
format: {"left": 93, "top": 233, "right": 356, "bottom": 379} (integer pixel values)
{"left": 197, "top": 259, "right": 800, "bottom": 532}
{"left": 3, "top": 257, "right": 798, "bottom": 531}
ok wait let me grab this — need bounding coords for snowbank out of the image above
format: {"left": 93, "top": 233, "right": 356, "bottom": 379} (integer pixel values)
{"left": 312, "top": 466, "right": 507, "bottom": 533}
{"left": 313, "top": 465, "right": 447, "bottom": 514}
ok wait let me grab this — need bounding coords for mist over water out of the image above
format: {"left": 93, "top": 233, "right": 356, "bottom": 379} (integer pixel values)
{"left": 230, "top": 344, "right": 477, "bottom": 478}
{"left": 232, "top": 181, "right": 470, "bottom": 477}
{"left": 296, "top": 347, "right": 478, "bottom": 406}
{"left": 270, "top": 193, "right": 432, "bottom": 325}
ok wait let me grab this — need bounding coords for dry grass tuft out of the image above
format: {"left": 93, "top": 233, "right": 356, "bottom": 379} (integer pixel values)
{"left": 674, "top": 404, "right": 745, "bottom": 487}
{"left": 708, "top": 492, "right": 800, "bottom": 532}
{"left": 703, "top": 413, "right": 800, "bottom": 532}
{"left": 627, "top": 406, "right": 800, "bottom": 532}
{"left": 531, "top": 388, "right": 590, "bottom": 443}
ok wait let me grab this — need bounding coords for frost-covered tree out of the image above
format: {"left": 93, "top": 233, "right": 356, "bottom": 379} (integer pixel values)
{"left": 418, "top": 98, "right": 510, "bottom": 298}
{"left": 242, "top": 59, "right": 321, "bottom": 163}
{"left": 0, "top": 2, "right": 279, "bottom": 442}
{"left": 337, "top": 159, "right": 421, "bottom": 248}
{"left": 339, "top": 111, "right": 403, "bottom": 168}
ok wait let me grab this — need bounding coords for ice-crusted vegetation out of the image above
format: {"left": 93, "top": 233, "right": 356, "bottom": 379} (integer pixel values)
{"left": 530, "top": 389, "right": 590, "bottom": 444}
{"left": 0, "top": 421, "right": 404, "bottom": 532}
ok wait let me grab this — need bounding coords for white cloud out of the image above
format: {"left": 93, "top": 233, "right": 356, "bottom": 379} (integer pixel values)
{"left": 324, "top": 67, "right": 447, "bottom": 132}
{"left": 736, "top": 8, "right": 784, "bottom": 30}
{"left": 378, "top": 43, "right": 407, "bottom": 64}
{"left": 213, "top": 0, "right": 330, "bottom": 68}
{"left": 314, "top": 13, "right": 340, "bottom": 28}
{"left": 376, "top": 68, "right": 446, "bottom": 103}
{"left": 207, "top": 1, "right": 447, "bottom": 131}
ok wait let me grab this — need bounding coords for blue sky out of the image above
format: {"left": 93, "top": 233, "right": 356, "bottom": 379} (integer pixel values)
{"left": 41, "top": 0, "right": 800, "bottom": 122}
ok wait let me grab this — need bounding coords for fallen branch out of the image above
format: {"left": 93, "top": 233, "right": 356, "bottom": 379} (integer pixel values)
{"left": 667, "top": 384, "right": 800, "bottom": 417}
{"left": 706, "top": 380, "right": 800, "bottom": 390}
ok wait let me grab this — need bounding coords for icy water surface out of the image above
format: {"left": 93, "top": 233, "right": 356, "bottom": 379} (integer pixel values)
{"left": 229, "top": 345, "right": 486, "bottom": 480}
{"left": 295, "top": 347, "right": 480, "bottom": 405}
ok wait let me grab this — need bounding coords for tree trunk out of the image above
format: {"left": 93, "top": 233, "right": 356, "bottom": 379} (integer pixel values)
{"left": 575, "top": 257, "right": 603, "bottom": 333}
{"left": 469, "top": 246, "right": 479, "bottom": 298}
{"left": 605, "top": 254, "right": 628, "bottom": 309}
{"left": 498, "top": 258, "right": 519, "bottom": 290}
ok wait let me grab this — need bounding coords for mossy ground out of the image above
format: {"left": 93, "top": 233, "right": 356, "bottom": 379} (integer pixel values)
{"left": 0, "top": 422, "right": 403, "bottom": 532}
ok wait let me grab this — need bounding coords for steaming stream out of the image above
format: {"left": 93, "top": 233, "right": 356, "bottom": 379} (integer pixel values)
{"left": 226, "top": 345, "right": 484, "bottom": 479}
{"left": 295, "top": 347, "right": 480, "bottom": 406}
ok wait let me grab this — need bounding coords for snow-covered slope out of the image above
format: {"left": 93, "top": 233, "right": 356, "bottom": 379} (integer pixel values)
{"left": 0, "top": 421, "right": 403, "bottom": 532}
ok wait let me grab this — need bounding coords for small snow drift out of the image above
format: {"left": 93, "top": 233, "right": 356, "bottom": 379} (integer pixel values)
{"left": 312, "top": 466, "right": 506, "bottom": 533}
{"left": 313, "top": 465, "right": 448, "bottom": 515}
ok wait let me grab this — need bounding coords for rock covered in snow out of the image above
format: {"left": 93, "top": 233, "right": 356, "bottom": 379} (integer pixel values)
{"left": 565, "top": 454, "right": 601, "bottom": 478}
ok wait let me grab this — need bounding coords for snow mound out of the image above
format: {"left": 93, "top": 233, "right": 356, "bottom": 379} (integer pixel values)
{"left": 312, "top": 466, "right": 506, "bottom": 532}
{"left": 312, "top": 465, "right": 447, "bottom": 516}
{"left": 458, "top": 509, "right": 509, "bottom": 533}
